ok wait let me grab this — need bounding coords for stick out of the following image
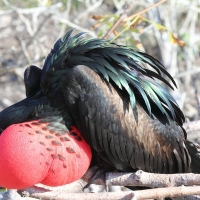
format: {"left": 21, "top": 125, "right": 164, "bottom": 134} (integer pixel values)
{"left": 81, "top": 168, "right": 200, "bottom": 188}
{"left": 28, "top": 186, "right": 200, "bottom": 200}
{"left": 103, "top": 3, "right": 132, "bottom": 39}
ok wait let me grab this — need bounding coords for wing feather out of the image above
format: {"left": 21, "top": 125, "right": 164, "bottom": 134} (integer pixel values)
{"left": 62, "top": 65, "right": 191, "bottom": 173}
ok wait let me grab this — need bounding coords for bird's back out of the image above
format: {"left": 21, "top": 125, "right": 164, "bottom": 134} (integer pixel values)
{"left": 62, "top": 65, "right": 191, "bottom": 174}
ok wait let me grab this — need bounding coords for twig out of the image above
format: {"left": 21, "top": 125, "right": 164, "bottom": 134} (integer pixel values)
{"left": 106, "top": 170, "right": 200, "bottom": 188}
{"left": 58, "top": 0, "right": 72, "bottom": 38}
{"left": 82, "top": 168, "right": 200, "bottom": 188}
{"left": 18, "top": 38, "right": 32, "bottom": 62}
{"left": 173, "top": 67, "right": 200, "bottom": 78}
{"left": 103, "top": 3, "right": 132, "bottom": 39}
{"left": 0, "top": 57, "right": 44, "bottom": 76}
{"left": 2, "top": 0, "right": 62, "bottom": 14}
{"left": 196, "top": 92, "right": 200, "bottom": 116}
{"left": 20, "top": 167, "right": 200, "bottom": 200}
{"left": 183, "top": 120, "right": 200, "bottom": 134}
{"left": 15, "top": 14, "right": 51, "bottom": 64}
{"left": 184, "top": 0, "right": 198, "bottom": 87}
{"left": 25, "top": 14, "right": 52, "bottom": 48}
{"left": 27, "top": 186, "right": 200, "bottom": 200}
{"left": 103, "top": 0, "right": 167, "bottom": 39}
{"left": 55, "top": 18, "right": 97, "bottom": 37}
{"left": 125, "top": 0, "right": 167, "bottom": 21}
{"left": 18, "top": 12, "right": 34, "bottom": 36}
{"left": 76, "top": 0, "right": 103, "bottom": 22}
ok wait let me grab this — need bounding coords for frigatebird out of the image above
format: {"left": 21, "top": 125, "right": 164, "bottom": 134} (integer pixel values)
{"left": 0, "top": 30, "right": 200, "bottom": 189}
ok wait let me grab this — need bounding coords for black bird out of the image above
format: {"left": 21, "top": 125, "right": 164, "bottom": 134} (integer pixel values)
{"left": 0, "top": 30, "right": 200, "bottom": 178}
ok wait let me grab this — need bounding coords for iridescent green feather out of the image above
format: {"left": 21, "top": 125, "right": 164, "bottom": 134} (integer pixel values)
{"left": 42, "top": 30, "right": 185, "bottom": 125}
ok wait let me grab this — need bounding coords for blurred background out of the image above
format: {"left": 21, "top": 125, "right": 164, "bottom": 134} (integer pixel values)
{"left": 0, "top": 0, "right": 199, "bottom": 124}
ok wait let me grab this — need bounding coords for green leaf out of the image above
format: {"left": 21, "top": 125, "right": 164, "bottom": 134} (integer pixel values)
{"left": 154, "top": 23, "right": 167, "bottom": 32}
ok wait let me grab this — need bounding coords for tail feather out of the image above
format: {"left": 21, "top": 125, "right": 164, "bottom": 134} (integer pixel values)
{"left": 186, "top": 140, "right": 200, "bottom": 173}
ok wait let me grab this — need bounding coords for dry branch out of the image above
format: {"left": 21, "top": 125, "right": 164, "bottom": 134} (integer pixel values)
{"left": 81, "top": 167, "right": 200, "bottom": 188}
{"left": 26, "top": 186, "right": 200, "bottom": 200}
{"left": 103, "top": 3, "right": 132, "bottom": 39}
{"left": 2, "top": 0, "right": 62, "bottom": 14}
{"left": 106, "top": 170, "right": 200, "bottom": 188}
{"left": 174, "top": 68, "right": 200, "bottom": 79}
{"left": 54, "top": 18, "right": 96, "bottom": 37}
{"left": 125, "top": 0, "right": 167, "bottom": 21}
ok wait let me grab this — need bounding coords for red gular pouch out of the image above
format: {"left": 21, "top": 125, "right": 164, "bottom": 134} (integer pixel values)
{"left": 0, "top": 121, "right": 92, "bottom": 189}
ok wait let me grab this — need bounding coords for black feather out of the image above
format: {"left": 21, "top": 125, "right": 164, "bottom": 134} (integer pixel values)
{"left": 41, "top": 30, "right": 184, "bottom": 125}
